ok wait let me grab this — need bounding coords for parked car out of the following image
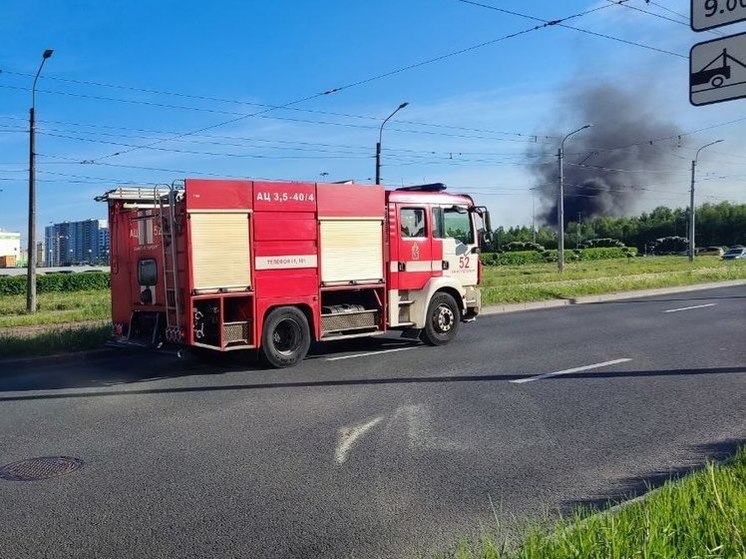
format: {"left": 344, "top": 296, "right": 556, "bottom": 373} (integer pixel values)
{"left": 722, "top": 247, "right": 746, "bottom": 260}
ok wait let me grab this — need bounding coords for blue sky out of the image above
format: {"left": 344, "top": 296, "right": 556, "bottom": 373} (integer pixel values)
{"left": 2, "top": 0, "right": 746, "bottom": 242}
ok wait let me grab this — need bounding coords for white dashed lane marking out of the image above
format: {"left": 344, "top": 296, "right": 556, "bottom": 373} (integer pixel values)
{"left": 326, "top": 347, "right": 416, "bottom": 361}
{"left": 664, "top": 303, "right": 717, "bottom": 313}
{"left": 510, "top": 358, "right": 633, "bottom": 384}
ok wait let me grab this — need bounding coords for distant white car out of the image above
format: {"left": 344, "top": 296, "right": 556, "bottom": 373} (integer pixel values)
{"left": 722, "top": 247, "right": 746, "bottom": 260}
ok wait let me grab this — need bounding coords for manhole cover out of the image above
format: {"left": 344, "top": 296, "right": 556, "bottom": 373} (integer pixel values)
{"left": 0, "top": 457, "right": 84, "bottom": 481}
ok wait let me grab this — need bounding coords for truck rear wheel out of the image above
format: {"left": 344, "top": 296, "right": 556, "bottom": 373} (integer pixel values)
{"left": 260, "top": 306, "right": 311, "bottom": 368}
{"left": 420, "top": 292, "right": 460, "bottom": 346}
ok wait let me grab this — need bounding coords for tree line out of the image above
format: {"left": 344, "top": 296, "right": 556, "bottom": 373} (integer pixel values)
{"left": 489, "top": 202, "right": 746, "bottom": 252}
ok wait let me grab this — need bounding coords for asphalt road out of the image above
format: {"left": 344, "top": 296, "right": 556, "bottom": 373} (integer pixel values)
{"left": 1, "top": 286, "right": 744, "bottom": 558}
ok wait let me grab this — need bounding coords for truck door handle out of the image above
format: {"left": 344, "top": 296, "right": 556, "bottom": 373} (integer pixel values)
{"left": 398, "top": 262, "right": 406, "bottom": 272}
{"left": 442, "top": 260, "right": 449, "bottom": 270}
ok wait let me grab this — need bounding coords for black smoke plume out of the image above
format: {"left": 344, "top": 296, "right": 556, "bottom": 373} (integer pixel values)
{"left": 530, "top": 84, "right": 685, "bottom": 226}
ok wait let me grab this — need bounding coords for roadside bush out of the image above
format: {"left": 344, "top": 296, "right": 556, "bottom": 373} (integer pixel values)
{"left": 0, "top": 272, "right": 110, "bottom": 296}
{"left": 578, "top": 247, "right": 638, "bottom": 260}
{"left": 582, "top": 237, "right": 626, "bottom": 248}
{"left": 650, "top": 236, "right": 689, "bottom": 255}
{"left": 542, "top": 250, "right": 578, "bottom": 263}
{"left": 483, "top": 248, "right": 638, "bottom": 266}
{"left": 486, "top": 251, "right": 547, "bottom": 265}
{"left": 503, "top": 241, "right": 546, "bottom": 253}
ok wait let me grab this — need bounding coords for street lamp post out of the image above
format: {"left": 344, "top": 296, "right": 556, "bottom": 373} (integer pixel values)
{"left": 689, "top": 139, "right": 723, "bottom": 262}
{"left": 26, "top": 48, "right": 54, "bottom": 312}
{"left": 375, "top": 102, "right": 408, "bottom": 185}
{"left": 558, "top": 124, "right": 592, "bottom": 273}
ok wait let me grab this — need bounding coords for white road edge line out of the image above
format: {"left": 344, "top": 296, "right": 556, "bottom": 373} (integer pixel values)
{"left": 326, "top": 346, "right": 416, "bottom": 361}
{"left": 335, "top": 416, "right": 384, "bottom": 464}
{"left": 510, "top": 358, "right": 632, "bottom": 384}
{"left": 663, "top": 303, "right": 717, "bottom": 313}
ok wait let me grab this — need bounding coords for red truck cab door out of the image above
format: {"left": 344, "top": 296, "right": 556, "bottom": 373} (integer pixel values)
{"left": 395, "top": 204, "right": 434, "bottom": 290}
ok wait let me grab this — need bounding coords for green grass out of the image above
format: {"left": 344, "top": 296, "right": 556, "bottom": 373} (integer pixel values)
{"left": 436, "top": 447, "right": 746, "bottom": 559}
{"left": 0, "top": 289, "right": 110, "bottom": 327}
{"left": 0, "top": 323, "right": 111, "bottom": 358}
{"left": 482, "top": 256, "right": 746, "bottom": 305}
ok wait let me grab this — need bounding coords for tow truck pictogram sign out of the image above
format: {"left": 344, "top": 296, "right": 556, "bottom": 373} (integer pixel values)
{"left": 691, "top": 31, "right": 746, "bottom": 106}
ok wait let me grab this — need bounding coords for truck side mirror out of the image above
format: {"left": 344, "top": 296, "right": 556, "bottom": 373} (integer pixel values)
{"left": 479, "top": 229, "right": 493, "bottom": 250}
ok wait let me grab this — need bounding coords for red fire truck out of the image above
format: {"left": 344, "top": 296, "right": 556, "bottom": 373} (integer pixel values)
{"left": 97, "top": 179, "right": 491, "bottom": 367}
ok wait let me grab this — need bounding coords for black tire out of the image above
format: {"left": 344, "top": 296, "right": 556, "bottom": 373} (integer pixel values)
{"left": 260, "top": 306, "right": 311, "bottom": 368}
{"left": 420, "top": 292, "right": 461, "bottom": 346}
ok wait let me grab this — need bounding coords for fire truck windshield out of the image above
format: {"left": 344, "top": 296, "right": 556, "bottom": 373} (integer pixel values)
{"left": 434, "top": 206, "right": 474, "bottom": 245}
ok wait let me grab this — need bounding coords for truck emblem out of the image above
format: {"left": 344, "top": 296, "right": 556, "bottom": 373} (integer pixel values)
{"left": 411, "top": 244, "right": 420, "bottom": 260}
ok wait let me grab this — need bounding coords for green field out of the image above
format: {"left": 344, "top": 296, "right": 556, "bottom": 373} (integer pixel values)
{"left": 481, "top": 256, "right": 746, "bottom": 306}
{"left": 439, "top": 447, "right": 746, "bottom": 559}
{"left": 0, "top": 289, "right": 110, "bottom": 328}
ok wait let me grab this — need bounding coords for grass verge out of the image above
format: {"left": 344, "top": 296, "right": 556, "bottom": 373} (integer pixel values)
{"left": 0, "top": 290, "right": 110, "bottom": 328}
{"left": 0, "top": 323, "right": 111, "bottom": 359}
{"left": 437, "top": 447, "right": 746, "bottom": 559}
{"left": 481, "top": 256, "right": 746, "bottom": 305}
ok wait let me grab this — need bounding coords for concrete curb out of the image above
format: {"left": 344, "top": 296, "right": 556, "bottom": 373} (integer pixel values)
{"left": 480, "top": 279, "right": 746, "bottom": 316}
{"left": 2, "top": 279, "right": 744, "bottom": 368}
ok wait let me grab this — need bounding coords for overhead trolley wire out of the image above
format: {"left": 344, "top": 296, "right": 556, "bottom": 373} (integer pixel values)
{"left": 456, "top": 0, "right": 687, "bottom": 59}
{"left": 606, "top": 0, "right": 727, "bottom": 37}
{"left": 61, "top": 1, "right": 629, "bottom": 163}
{"left": 0, "top": 71, "right": 553, "bottom": 141}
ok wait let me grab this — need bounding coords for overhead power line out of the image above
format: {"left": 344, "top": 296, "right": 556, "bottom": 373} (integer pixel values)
{"left": 1, "top": 0, "right": 678, "bottom": 167}
{"left": 607, "top": 0, "right": 727, "bottom": 37}
{"left": 0, "top": 70, "right": 554, "bottom": 141}
{"left": 456, "top": 0, "right": 687, "bottom": 58}
{"left": 66, "top": 1, "right": 628, "bottom": 163}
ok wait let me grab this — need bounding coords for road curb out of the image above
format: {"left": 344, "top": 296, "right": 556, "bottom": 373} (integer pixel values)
{"left": 480, "top": 279, "right": 746, "bottom": 316}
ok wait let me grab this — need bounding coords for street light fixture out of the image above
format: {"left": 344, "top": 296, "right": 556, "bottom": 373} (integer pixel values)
{"left": 375, "top": 102, "right": 409, "bottom": 185}
{"left": 26, "top": 48, "right": 54, "bottom": 312}
{"left": 558, "top": 124, "right": 592, "bottom": 273}
{"left": 689, "top": 139, "right": 723, "bottom": 262}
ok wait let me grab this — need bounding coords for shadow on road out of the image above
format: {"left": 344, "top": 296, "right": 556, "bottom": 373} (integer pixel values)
{"left": 1, "top": 364, "right": 744, "bottom": 402}
{"left": 559, "top": 438, "right": 746, "bottom": 515}
{"left": 587, "top": 293, "right": 746, "bottom": 306}
{"left": 0, "top": 335, "right": 418, "bottom": 393}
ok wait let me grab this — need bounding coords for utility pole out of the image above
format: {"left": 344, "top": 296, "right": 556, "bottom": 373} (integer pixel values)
{"left": 375, "top": 102, "right": 408, "bottom": 185}
{"left": 577, "top": 212, "right": 582, "bottom": 249}
{"left": 689, "top": 139, "right": 723, "bottom": 262}
{"left": 27, "top": 49, "right": 54, "bottom": 313}
{"left": 558, "top": 124, "right": 592, "bottom": 272}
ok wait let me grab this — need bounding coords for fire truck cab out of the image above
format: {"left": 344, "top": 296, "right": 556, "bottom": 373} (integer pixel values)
{"left": 97, "top": 179, "right": 491, "bottom": 367}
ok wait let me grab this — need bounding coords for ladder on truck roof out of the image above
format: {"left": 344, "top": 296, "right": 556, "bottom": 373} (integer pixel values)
{"left": 155, "top": 185, "right": 184, "bottom": 342}
{"left": 95, "top": 185, "right": 173, "bottom": 206}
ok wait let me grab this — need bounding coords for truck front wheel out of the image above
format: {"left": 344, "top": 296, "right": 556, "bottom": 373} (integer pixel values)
{"left": 260, "top": 306, "right": 311, "bottom": 368}
{"left": 420, "top": 292, "right": 460, "bottom": 346}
